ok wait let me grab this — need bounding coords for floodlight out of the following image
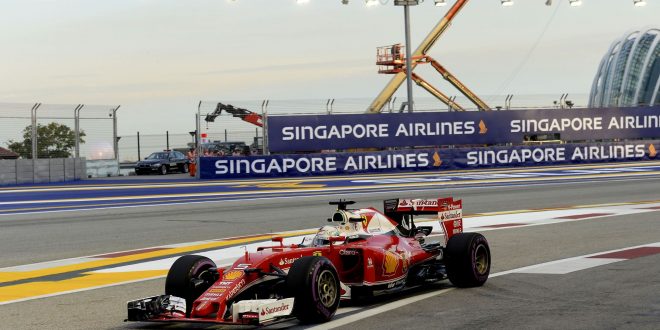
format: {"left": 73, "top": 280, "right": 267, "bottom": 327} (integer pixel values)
{"left": 500, "top": 0, "right": 514, "bottom": 7}
{"left": 569, "top": 0, "right": 582, "bottom": 6}
{"left": 633, "top": 0, "right": 646, "bottom": 6}
{"left": 434, "top": 0, "right": 447, "bottom": 6}
{"left": 365, "top": 0, "right": 379, "bottom": 7}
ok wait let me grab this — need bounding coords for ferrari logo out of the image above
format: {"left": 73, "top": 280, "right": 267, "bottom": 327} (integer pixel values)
{"left": 479, "top": 120, "right": 488, "bottom": 134}
{"left": 312, "top": 251, "right": 323, "bottom": 256}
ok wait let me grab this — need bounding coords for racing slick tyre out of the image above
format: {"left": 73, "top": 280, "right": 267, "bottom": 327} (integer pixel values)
{"left": 159, "top": 165, "right": 167, "bottom": 175}
{"left": 165, "top": 255, "right": 216, "bottom": 316}
{"left": 180, "top": 163, "right": 189, "bottom": 173}
{"left": 445, "top": 232, "right": 490, "bottom": 288}
{"left": 286, "top": 256, "right": 340, "bottom": 323}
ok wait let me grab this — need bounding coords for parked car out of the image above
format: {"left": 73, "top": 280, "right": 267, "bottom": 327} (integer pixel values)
{"left": 134, "top": 151, "right": 189, "bottom": 175}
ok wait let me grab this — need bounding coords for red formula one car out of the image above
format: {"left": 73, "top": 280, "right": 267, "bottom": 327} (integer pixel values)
{"left": 126, "top": 197, "right": 490, "bottom": 326}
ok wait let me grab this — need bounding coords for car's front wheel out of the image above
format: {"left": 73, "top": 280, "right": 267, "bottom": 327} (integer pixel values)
{"left": 445, "top": 232, "right": 490, "bottom": 288}
{"left": 165, "top": 255, "right": 216, "bottom": 317}
{"left": 159, "top": 165, "right": 167, "bottom": 175}
{"left": 287, "top": 256, "right": 340, "bottom": 323}
{"left": 180, "top": 163, "right": 189, "bottom": 173}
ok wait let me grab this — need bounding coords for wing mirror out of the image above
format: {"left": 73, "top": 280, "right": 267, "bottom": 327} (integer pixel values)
{"left": 271, "top": 236, "right": 284, "bottom": 247}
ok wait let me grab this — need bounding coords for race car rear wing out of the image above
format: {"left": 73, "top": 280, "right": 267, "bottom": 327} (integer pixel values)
{"left": 383, "top": 197, "right": 460, "bottom": 215}
{"left": 384, "top": 197, "right": 463, "bottom": 241}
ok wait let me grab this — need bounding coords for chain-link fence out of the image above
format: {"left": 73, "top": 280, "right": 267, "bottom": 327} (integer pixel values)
{"left": 117, "top": 130, "right": 261, "bottom": 162}
{"left": 2, "top": 96, "right": 590, "bottom": 165}
{"left": 0, "top": 102, "right": 118, "bottom": 160}
{"left": 196, "top": 94, "right": 589, "bottom": 116}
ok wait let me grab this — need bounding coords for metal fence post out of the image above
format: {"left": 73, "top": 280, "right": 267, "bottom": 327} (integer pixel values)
{"left": 112, "top": 105, "right": 120, "bottom": 160}
{"left": 74, "top": 104, "right": 84, "bottom": 158}
{"left": 261, "top": 99, "right": 269, "bottom": 155}
{"left": 137, "top": 131, "right": 141, "bottom": 160}
{"left": 30, "top": 103, "right": 41, "bottom": 159}
{"left": 196, "top": 101, "right": 201, "bottom": 155}
{"left": 166, "top": 131, "right": 170, "bottom": 150}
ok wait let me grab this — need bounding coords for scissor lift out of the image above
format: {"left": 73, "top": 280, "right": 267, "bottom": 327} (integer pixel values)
{"left": 377, "top": 44, "right": 489, "bottom": 111}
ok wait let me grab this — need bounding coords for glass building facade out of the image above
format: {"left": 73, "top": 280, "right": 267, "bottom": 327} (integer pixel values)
{"left": 589, "top": 28, "right": 660, "bottom": 108}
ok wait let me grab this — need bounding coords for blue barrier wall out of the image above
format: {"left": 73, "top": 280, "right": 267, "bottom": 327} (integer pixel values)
{"left": 199, "top": 140, "right": 659, "bottom": 179}
{"left": 267, "top": 106, "right": 660, "bottom": 152}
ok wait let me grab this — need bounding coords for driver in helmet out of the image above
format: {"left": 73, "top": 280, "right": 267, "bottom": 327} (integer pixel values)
{"left": 311, "top": 225, "right": 341, "bottom": 246}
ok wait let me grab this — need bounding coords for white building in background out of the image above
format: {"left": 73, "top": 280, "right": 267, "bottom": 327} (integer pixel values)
{"left": 589, "top": 28, "right": 660, "bottom": 108}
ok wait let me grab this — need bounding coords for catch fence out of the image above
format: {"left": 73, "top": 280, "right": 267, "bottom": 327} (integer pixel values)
{"left": 0, "top": 102, "right": 118, "bottom": 160}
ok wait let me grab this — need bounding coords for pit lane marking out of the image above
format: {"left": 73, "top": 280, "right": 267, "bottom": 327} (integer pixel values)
{"left": 1, "top": 202, "right": 659, "bottom": 305}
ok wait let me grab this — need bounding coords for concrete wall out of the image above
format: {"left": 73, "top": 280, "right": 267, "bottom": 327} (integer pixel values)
{"left": 0, "top": 158, "right": 86, "bottom": 186}
{"left": 86, "top": 159, "right": 119, "bottom": 178}
{"left": 0, "top": 160, "right": 17, "bottom": 185}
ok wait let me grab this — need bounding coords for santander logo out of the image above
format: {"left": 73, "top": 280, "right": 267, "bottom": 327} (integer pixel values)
{"left": 279, "top": 256, "right": 301, "bottom": 266}
{"left": 261, "top": 303, "right": 290, "bottom": 316}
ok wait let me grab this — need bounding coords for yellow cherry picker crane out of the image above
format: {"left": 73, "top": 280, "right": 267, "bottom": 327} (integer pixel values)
{"left": 369, "top": 0, "right": 490, "bottom": 113}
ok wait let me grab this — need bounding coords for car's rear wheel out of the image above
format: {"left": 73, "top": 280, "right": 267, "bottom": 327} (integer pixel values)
{"left": 287, "top": 256, "right": 340, "bottom": 323}
{"left": 165, "top": 255, "right": 216, "bottom": 317}
{"left": 445, "top": 232, "right": 490, "bottom": 288}
{"left": 159, "top": 165, "right": 167, "bottom": 175}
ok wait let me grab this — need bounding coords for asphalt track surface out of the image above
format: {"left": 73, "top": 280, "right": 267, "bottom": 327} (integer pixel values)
{"left": 0, "top": 163, "right": 659, "bottom": 329}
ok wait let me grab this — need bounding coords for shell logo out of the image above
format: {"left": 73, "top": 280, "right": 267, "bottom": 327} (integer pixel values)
{"left": 383, "top": 251, "right": 399, "bottom": 275}
{"left": 223, "top": 270, "right": 243, "bottom": 281}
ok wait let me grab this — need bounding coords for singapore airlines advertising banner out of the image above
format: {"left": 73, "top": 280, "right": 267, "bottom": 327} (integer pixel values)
{"left": 199, "top": 140, "right": 659, "bottom": 179}
{"left": 266, "top": 106, "right": 660, "bottom": 152}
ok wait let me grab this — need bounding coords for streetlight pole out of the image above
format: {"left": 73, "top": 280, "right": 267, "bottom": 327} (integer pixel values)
{"left": 403, "top": 4, "right": 414, "bottom": 112}
{"left": 395, "top": 0, "right": 419, "bottom": 113}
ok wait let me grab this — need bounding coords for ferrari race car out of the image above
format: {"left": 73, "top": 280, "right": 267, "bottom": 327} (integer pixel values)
{"left": 126, "top": 197, "right": 491, "bottom": 326}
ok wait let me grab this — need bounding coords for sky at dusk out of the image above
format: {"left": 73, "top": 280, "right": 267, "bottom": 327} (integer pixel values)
{"left": 0, "top": 0, "right": 658, "bottom": 135}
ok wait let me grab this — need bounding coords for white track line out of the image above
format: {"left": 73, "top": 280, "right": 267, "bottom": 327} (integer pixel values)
{"left": 315, "top": 241, "right": 660, "bottom": 329}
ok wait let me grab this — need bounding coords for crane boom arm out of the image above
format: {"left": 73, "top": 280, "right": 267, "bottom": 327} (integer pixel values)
{"left": 205, "top": 102, "right": 263, "bottom": 127}
{"left": 427, "top": 58, "right": 490, "bottom": 110}
{"left": 367, "top": 0, "right": 470, "bottom": 113}
{"left": 411, "top": 73, "right": 465, "bottom": 111}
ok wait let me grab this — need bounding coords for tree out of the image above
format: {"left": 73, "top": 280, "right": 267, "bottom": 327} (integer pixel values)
{"left": 7, "top": 123, "right": 85, "bottom": 159}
